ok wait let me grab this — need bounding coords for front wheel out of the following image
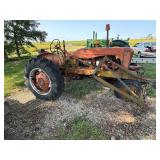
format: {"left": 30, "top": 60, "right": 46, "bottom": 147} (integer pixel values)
{"left": 24, "top": 58, "right": 64, "bottom": 100}
{"left": 114, "top": 80, "right": 143, "bottom": 100}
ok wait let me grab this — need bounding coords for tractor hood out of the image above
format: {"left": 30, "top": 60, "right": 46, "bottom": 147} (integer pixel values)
{"left": 68, "top": 47, "right": 134, "bottom": 68}
{"left": 69, "top": 47, "right": 133, "bottom": 59}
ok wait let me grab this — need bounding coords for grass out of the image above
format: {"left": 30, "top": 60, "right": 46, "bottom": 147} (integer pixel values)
{"left": 9, "top": 41, "right": 85, "bottom": 58}
{"left": 128, "top": 38, "right": 156, "bottom": 46}
{"left": 4, "top": 57, "right": 30, "bottom": 96}
{"left": 141, "top": 63, "right": 156, "bottom": 97}
{"left": 54, "top": 116, "right": 106, "bottom": 140}
{"left": 141, "top": 63, "right": 156, "bottom": 79}
{"left": 65, "top": 78, "right": 102, "bottom": 99}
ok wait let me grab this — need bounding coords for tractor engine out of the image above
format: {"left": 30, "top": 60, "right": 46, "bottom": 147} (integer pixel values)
{"left": 78, "top": 56, "right": 121, "bottom": 71}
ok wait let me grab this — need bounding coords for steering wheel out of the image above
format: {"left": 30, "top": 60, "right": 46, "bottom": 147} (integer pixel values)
{"left": 50, "top": 39, "right": 61, "bottom": 53}
{"left": 50, "top": 39, "right": 65, "bottom": 59}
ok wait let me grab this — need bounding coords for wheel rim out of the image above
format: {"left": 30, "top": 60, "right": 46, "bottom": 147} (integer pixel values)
{"left": 29, "top": 68, "right": 52, "bottom": 95}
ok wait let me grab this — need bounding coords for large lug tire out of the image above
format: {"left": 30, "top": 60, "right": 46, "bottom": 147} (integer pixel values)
{"left": 24, "top": 58, "right": 64, "bottom": 100}
{"left": 114, "top": 80, "right": 142, "bottom": 100}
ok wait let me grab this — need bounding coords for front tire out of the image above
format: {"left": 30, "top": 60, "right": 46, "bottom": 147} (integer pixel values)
{"left": 114, "top": 80, "right": 142, "bottom": 100}
{"left": 24, "top": 58, "right": 64, "bottom": 100}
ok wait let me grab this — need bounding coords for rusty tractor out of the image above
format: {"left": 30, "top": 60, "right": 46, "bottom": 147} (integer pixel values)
{"left": 24, "top": 24, "right": 153, "bottom": 106}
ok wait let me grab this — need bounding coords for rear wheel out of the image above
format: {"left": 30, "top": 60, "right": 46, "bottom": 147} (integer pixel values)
{"left": 25, "top": 58, "right": 64, "bottom": 100}
{"left": 114, "top": 80, "right": 142, "bottom": 100}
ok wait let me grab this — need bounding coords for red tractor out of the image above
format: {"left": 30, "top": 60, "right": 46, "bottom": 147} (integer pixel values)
{"left": 24, "top": 24, "right": 150, "bottom": 106}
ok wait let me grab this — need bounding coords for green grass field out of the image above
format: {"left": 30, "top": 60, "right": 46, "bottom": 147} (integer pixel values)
{"left": 128, "top": 38, "right": 156, "bottom": 46}
{"left": 9, "top": 41, "right": 86, "bottom": 58}
{"left": 8, "top": 38, "right": 156, "bottom": 58}
{"left": 4, "top": 57, "right": 29, "bottom": 96}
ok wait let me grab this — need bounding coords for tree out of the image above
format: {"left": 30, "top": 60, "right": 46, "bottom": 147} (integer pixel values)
{"left": 4, "top": 20, "right": 47, "bottom": 58}
{"left": 4, "top": 40, "right": 15, "bottom": 61}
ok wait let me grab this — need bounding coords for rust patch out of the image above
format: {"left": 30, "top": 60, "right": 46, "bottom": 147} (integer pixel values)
{"left": 69, "top": 47, "right": 133, "bottom": 68}
{"left": 38, "top": 53, "right": 65, "bottom": 66}
{"left": 35, "top": 71, "right": 50, "bottom": 92}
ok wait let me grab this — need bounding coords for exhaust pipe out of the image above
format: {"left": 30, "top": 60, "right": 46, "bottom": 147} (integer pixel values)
{"left": 105, "top": 24, "right": 110, "bottom": 47}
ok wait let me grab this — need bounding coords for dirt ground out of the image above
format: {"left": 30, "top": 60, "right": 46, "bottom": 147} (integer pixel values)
{"left": 4, "top": 88, "right": 156, "bottom": 140}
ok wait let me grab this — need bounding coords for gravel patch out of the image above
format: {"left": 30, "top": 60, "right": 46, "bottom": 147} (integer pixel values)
{"left": 4, "top": 88, "right": 156, "bottom": 140}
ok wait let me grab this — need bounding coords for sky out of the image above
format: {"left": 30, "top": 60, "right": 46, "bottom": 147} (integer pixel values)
{"left": 38, "top": 20, "right": 156, "bottom": 41}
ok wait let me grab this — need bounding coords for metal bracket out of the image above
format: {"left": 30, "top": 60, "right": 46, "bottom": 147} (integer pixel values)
{"left": 92, "top": 56, "right": 145, "bottom": 106}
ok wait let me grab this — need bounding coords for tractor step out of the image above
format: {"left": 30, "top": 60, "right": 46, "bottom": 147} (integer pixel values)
{"left": 131, "top": 57, "right": 156, "bottom": 63}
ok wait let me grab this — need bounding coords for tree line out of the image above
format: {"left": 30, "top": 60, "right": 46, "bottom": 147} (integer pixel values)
{"left": 4, "top": 20, "right": 47, "bottom": 60}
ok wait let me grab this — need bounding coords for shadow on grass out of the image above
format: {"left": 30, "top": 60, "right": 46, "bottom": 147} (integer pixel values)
{"left": 64, "top": 78, "right": 103, "bottom": 99}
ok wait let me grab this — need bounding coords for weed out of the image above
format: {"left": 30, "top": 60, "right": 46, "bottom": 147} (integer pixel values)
{"left": 55, "top": 116, "right": 106, "bottom": 140}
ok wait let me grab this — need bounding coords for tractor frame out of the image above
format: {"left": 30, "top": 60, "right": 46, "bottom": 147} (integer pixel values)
{"left": 24, "top": 24, "right": 154, "bottom": 106}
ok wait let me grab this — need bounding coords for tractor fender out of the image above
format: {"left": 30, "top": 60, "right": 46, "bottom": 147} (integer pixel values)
{"left": 37, "top": 53, "right": 65, "bottom": 66}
